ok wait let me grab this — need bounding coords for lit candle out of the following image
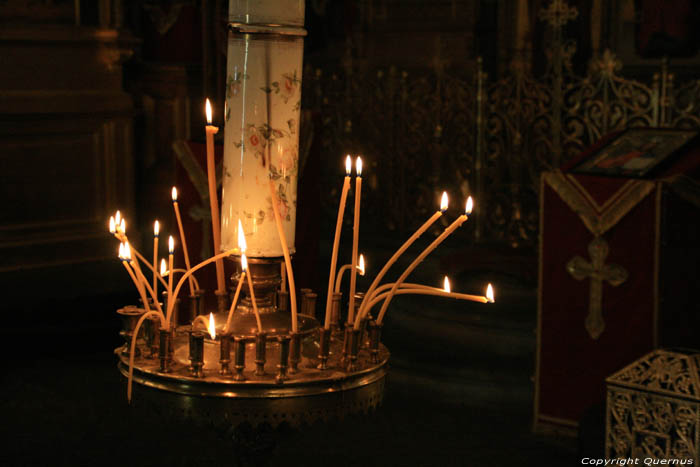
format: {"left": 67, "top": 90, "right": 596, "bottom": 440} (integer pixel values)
{"left": 323, "top": 155, "right": 353, "bottom": 329}
{"left": 243, "top": 253, "right": 262, "bottom": 333}
{"left": 115, "top": 210, "right": 121, "bottom": 227}
{"left": 364, "top": 287, "right": 490, "bottom": 319}
{"left": 347, "top": 156, "right": 363, "bottom": 325}
{"left": 120, "top": 220, "right": 148, "bottom": 299}
{"left": 359, "top": 196, "right": 474, "bottom": 329}
{"left": 109, "top": 216, "right": 116, "bottom": 234}
{"left": 165, "top": 247, "right": 240, "bottom": 328}
{"left": 153, "top": 220, "right": 159, "bottom": 298}
{"left": 119, "top": 243, "right": 150, "bottom": 314}
{"left": 204, "top": 98, "right": 226, "bottom": 294}
{"left": 357, "top": 191, "right": 448, "bottom": 319}
{"left": 160, "top": 259, "right": 167, "bottom": 280}
{"left": 124, "top": 243, "right": 164, "bottom": 316}
{"left": 486, "top": 283, "right": 495, "bottom": 303}
{"left": 334, "top": 252, "right": 366, "bottom": 294}
{"left": 171, "top": 187, "right": 195, "bottom": 295}
{"left": 168, "top": 236, "right": 174, "bottom": 306}
{"left": 109, "top": 215, "right": 168, "bottom": 291}
{"left": 223, "top": 267, "right": 246, "bottom": 333}
{"left": 208, "top": 312, "right": 216, "bottom": 339}
{"left": 225, "top": 221, "right": 261, "bottom": 333}
{"left": 443, "top": 276, "right": 451, "bottom": 293}
{"left": 268, "top": 179, "right": 298, "bottom": 332}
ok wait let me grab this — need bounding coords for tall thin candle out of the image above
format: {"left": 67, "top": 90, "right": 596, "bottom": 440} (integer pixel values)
{"left": 223, "top": 270, "right": 246, "bottom": 333}
{"left": 357, "top": 191, "right": 448, "bottom": 318}
{"left": 204, "top": 98, "right": 226, "bottom": 294}
{"left": 347, "top": 156, "right": 362, "bottom": 325}
{"left": 242, "top": 254, "right": 262, "bottom": 333}
{"left": 153, "top": 220, "right": 159, "bottom": 298}
{"left": 172, "top": 187, "right": 195, "bottom": 295}
{"left": 360, "top": 197, "right": 473, "bottom": 329}
{"left": 168, "top": 236, "right": 174, "bottom": 309}
{"left": 268, "top": 179, "right": 298, "bottom": 333}
{"left": 323, "top": 155, "right": 352, "bottom": 329}
{"left": 119, "top": 243, "right": 151, "bottom": 314}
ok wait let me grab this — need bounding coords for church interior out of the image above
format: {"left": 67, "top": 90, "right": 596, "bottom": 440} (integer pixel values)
{"left": 2, "top": 1, "right": 700, "bottom": 465}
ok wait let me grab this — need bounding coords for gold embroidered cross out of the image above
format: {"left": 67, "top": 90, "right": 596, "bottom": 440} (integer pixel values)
{"left": 566, "top": 237, "right": 628, "bottom": 340}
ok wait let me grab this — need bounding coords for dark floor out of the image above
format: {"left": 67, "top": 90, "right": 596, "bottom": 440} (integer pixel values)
{"left": 1, "top": 240, "right": 583, "bottom": 466}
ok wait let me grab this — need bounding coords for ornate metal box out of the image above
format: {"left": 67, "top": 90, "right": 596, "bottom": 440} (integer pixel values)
{"left": 606, "top": 349, "right": 699, "bottom": 463}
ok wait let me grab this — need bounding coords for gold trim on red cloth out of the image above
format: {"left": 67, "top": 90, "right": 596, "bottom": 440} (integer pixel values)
{"left": 543, "top": 171, "right": 655, "bottom": 236}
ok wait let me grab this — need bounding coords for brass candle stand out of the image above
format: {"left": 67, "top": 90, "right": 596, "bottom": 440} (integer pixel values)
{"left": 117, "top": 256, "right": 389, "bottom": 426}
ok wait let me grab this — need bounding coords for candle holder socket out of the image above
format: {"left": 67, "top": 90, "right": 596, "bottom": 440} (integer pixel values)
{"left": 146, "top": 315, "right": 160, "bottom": 358}
{"left": 347, "top": 329, "right": 361, "bottom": 372}
{"left": 117, "top": 306, "right": 145, "bottom": 358}
{"left": 158, "top": 328, "right": 172, "bottom": 373}
{"left": 288, "top": 331, "right": 301, "bottom": 374}
{"left": 255, "top": 331, "right": 267, "bottom": 376}
{"left": 233, "top": 337, "right": 246, "bottom": 381}
{"left": 276, "top": 335, "right": 291, "bottom": 384}
{"left": 219, "top": 333, "right": 232, "bottom": 376}
{"left": 330, "top": 292, "right": 342, "bottom": 330}
{"left": 368, "top": 321, "right": 383, "bottom": 364}
{"left": 342, "top": 323, "right": 353, "bottom": 362}
{"left": 302, "top": 292, "right": 318, "bottom": 319}
{"left": 317, "top": 327, "right": 331, "bottom": 370}
{"left": 189, "top": 330, "right": 205, "bottom": 378}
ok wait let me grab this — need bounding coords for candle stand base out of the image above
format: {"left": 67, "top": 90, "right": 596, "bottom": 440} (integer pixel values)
{"left": 117, "top": 257, "right": 389, "bottom": 427}
{"left": 117, "top": 326, "right": 388, "bottom": 427}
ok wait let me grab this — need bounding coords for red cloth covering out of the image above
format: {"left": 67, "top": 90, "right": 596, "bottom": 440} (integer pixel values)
{"left": 535, "top": 131, "right": 700, "bottom": 431}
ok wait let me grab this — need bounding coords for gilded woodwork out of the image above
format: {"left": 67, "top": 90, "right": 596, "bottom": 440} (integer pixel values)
{"left": 607, "top": 350, "right": 700, "bottom": 463}
{"left": 303, "top": 0, "right": 700, "bottom": 245}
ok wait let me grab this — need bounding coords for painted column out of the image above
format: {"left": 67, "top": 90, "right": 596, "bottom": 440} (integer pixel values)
{"left": 221, "top": 0, "right": 305, "bottom": 257}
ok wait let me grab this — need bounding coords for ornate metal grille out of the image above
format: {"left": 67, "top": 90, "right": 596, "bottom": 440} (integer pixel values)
{"left": 606, "top": 350, "right": 700, "bottom": 463}
{"left": 301, "top": 1, "right": 700, "bottom": 246}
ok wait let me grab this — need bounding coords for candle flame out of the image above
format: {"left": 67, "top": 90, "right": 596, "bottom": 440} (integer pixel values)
{"left": 124, "top": 242, "right": 132, "bottom": 261}
{"left": 154, "top": 220, "right": 160, "bottom": 237}
{"left": 109, "top": 216, "right": 116, "bottom": 234}
{"left": 440, "top": 191, "right": 448, "bottom": 212}
{"left": 119, "top": 218, "right": 126, "bottom": 234}
{"left": 205, "top": 98, "right": 212, "bottom": 124}
{"left": 118, "top": 242, "right": 124, "bottom": 259}
{"left": 345, "top": 155, "right": 352, "bottom": 175}
{"left": 443, "top": 276, "right": 451, "bottom": 293}
{"left": 208, "top": 312, "right": 216, "bottom": 339}
{"left": 466, "top": 196, "right": 474, "bottom": 215}
{"left": 171, "top": 186, "right": 178, "bottom": 201}
{"left": 160, "top": 258, "right": 167, "bottom": 276}
{"left": 237, "top": 219, "right": 247, "bottom": 251}
{"left": 356, "top": 156, "right": 362, "bottom": 176}
{"left": 486, "top": 283, "right": 495, "bottom": 303}
{"left": 241, "top": 253, "right": 248, "bottom": 272}
{"left": 168, "top": 236, "right": 174, "bottom": 254}
{"left": 358, "top": 254, "right": 365, "bottom": 276}
{"left": 115, "top": 210, "right": 121, "bottom": 225}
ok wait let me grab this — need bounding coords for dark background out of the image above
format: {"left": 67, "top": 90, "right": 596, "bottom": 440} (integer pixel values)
{"left": 2, "top": 1, "right": 700, "bottom": 465}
